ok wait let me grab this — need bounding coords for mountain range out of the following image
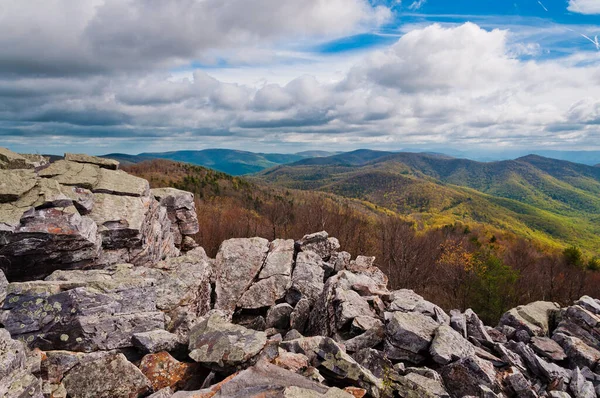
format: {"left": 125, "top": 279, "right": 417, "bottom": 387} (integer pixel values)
{"left": 102, "top": 148, "right": 600, "bottom": 176}
{"left": 103, "top": 149, "right": 339, "bottom": 175}
{"left": 254, "top": 150, "right": 600, "bottom": 253}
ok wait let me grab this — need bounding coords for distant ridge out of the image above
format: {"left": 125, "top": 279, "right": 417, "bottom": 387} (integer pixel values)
{"left": 102, "top": 149, "right": 339, "bottom": 175}
{"left": 255, "top": 150, "right": 600, "bottom": 252}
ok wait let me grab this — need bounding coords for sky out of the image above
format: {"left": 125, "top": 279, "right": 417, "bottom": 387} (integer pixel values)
{"left": 0, "top": 0, "right": 599, "bottom": 155}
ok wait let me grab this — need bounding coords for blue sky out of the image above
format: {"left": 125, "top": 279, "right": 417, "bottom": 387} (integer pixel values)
{"left": 0, "top": 0, "right": 599, "bottom": 155}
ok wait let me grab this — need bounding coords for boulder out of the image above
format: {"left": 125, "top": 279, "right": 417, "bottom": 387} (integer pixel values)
{"left": 505, "top": 370, "right": 538, "bottom": 398}
{"left": 570, "top": 367, "right": 596, "bottom": 398}
{"left": 385, "top": 311, "right": 439, "bottom": 364}
{"left": 274, "top": 350, "right": 310, "bottom": 372}
{"left": 237, "top": 274, "right": 290, "bottom": 309}
{"left": 0, "top": 147, "right": 47, "bottom": 170}
{"left": 344, "top": 322, "right": 386, "bottom": 353}
{"left": 266, "top": 303, "right": 294, "bottom": 330}
{"left": 553, "top": 333, "right": 600, "bottom": 369}
{"left": 64, "top": 153, "right": 119, "bottom": 170}
{"left": 1, "top": 284, "right": 165, "bottom": 351}
{"left": 0, "top": 205, "right": 101, "bottom": 281}
{"left": 334, "top": 289, "right": 376, "bottom": 330}
{"left": 133, "top": 330, "right": 183, "bottom": 354}
{"left": 151, "top": 188, "right": 199, "bottom": 247}
{"left": 430, "top": 325, "right": 476, "bottom": 365}
{"left": 464, "top": 309, "right": 493, "bottom": 343}
{"left": 290, "top": 298, "right": 311, "bottom": 333}
{"left": 499, "top": 301, "right": 560, "bottom": 337}
{"left": 188, "top": 313, "right": 267, "bottom": 369}
{"left": 214, "top": 237, "right": 269, "bottom": 312}
{"left": 259, "top": 239, "right": 295, "bottom": 279}
{"left": 396, "top": 372, "right": 450, "bottom": 398}
{"left": 297, "top": 231, "right": 340, "bottom": 260}
{"left": 289, "top": 251, "right": 325, "bottom": 304}
{"left": 530, "top": 336, "right": 567, "bottom": 361}
{"left": 62, "top": 353, "right": 151, "bottom": 398}
{"left": 440, "top": 355, "right": 500, "bottom": 397}
{"left": 173, "top": 360, "right": 352, "bottom": 397}
{"left": 0, "top": 328, "right": 42, "bottom": 398}
{"left": 139, "top": 351, "right": 204, "bottom": 392}
{"left": 281, "top": 336, "right": 384, "bottom": 397}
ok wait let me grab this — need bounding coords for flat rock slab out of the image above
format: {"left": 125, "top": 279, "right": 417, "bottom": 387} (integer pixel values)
{"left": 39, "top": 161, "right": 100, "bottom": 190}
{"left": 499, "top": 301, "right": 560, "bottom": 337}
{"left": 0, "top": 169, "right": 37, "bottom": 203}
{"left": 93, "top": 168, "right": 149, "bottom": 197}
{"left": 259, "top": 239, "right": 295, "bottom": 279}
{"left": 65, "top": 153, "right": 119, "bottom": 170}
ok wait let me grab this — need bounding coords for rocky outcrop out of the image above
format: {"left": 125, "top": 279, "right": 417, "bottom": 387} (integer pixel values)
{"left": 2, "top": 148, "right": 600, "bottom": 398}
{"left": 0, "top": 148, "right": 199, "bottom": 281}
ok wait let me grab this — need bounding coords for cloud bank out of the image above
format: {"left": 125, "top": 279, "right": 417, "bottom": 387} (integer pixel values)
{"left": 568, "top": 0, "right": 600, "bottom": 15}
{"left": 0, "top": 2, "right": 599, "bottom": 154}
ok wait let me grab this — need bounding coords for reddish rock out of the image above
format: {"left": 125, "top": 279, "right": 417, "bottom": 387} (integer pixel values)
{"left": 140, "top": 352, "right": 205, "bottom": 392}
{"left": 344, "top": 386, "right": 367, "bottom": 397}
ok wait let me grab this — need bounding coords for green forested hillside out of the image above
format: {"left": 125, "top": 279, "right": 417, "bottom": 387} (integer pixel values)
{"left": 255, "top": 151, "right": 600, "bottom": 253}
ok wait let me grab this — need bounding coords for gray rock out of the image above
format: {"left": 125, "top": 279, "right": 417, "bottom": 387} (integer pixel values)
{"left": 329, "top": 251, "right": 351, "bottom": 272}
{"left": 188, "top": 313, "right": 267, "bottom": 369}
{"left": 237, "top": 274, "right": 291, "bottom": 309}
{"left": 465, "top": 309, "right": 493, "bottom": 343}
{"left": 0, "top": 169, "right": 38, "bottom": 203}
{"left": 281, "top": 336, "right": 384, "bottom": 397}
{"left": 148, "top": 387, "right": 174, "bottom": 398}
{"left": 507, "top": 341, "right": 571, "bottom": 384}
{"left": 499, "top": 301, "right": 560, "bottom": 337}
{"left": 173, "top": 360, "right": 343, "bottom": 397}
{"left": 385, "top": 311, "right": 439, "bottom": 364}
{"left": 151, "top": 188, "right": 199, "bottom": 247}
{"left": 450, "top": 309, "right": 467, "bottom": 338}
{"left": 430, "top": 325, "right": 476, "bottom": 365}
{"left": 347, "top": 256, "right": 388, "bottom": 288}
{"left": 0, "top": 147, "right": 46, "bottom": 170}
{"left": 396, "top": 373, "right": 450, "bottom": 398}
{"left": 62, "top": 353, "right": 151, "bottom": 398}
{"left": 0, "top": 205, "right": 101, "bottom": 280}
{"left": 1, "top": 283, "right": 166, "bottom": 351}
{"left": 570, "top": 367, "right": 596, "bottom": 398}
{"left": 334, "top": 289, "right": 375, "bottom": 330}
{"left": 553, "top": 333, "right": 600, "bottom": 369}
{"left": 344, "top": 322, "right": 385, "bottom": 353}
{"left": 64, "top": 153, "right": 119, "bottom": 170}
{"left": 266, "top": 303, "right": 294, "bottom": 330}
{"left": 290, "top": 251, "right": 325, "bottom": 304}
{"left": 38, "top": 160, "right": 100, "bottom": 190}
{"left": 132, "top": 329, "right": 182, "bottom": 354}
{"left": 259, "top": 239, "right": 295, "bottom": 279}
{"left": 285, "top": 329, "right": 304, "bottom": 341}
{"left": 506, "top": 370, "right": 538, "bottom": 398}
{"left": 297, "top": 231, "right": 340, "bottom": 260}
{"left": 0, "top": 269, "right": 8, "bottom": 304}
{"left": 290, "top": 298, "right": 311, "bottom": 333}
{"left": 576, "top": 296, "right": 600, "bottom": 316}
{"left": 214, "top": 237, "right": 269, "bottom": 312}
{"left": 440, "top": 355, "right": 500, "bottom": 397}
{"left": 530, "top": 336, "right": 567, "bottom": 361}
{"left": 351, "top": 316, "right": 383, "bottom": 334}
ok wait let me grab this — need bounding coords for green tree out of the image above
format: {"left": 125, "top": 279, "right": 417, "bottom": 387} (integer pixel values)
{"left": 563, "top": 246, "right": 584, "bottom": 268}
